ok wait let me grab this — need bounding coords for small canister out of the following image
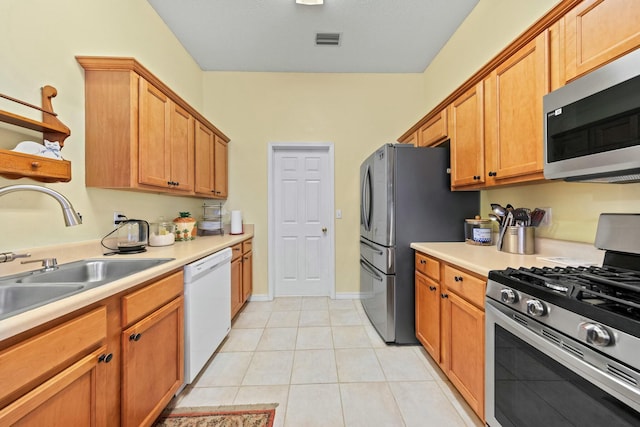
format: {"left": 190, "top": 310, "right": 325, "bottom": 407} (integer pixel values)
{"left": 465, "top": 216, "right": 493, "bottom": 246}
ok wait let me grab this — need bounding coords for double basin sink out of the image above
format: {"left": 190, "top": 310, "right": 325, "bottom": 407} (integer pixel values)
{"left": 0, "top": 258, "right": 173, "bottom": 320}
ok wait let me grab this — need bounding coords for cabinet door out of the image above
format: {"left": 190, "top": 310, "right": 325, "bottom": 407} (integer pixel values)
{"left": 418, "top": 109, "right": 448, "bottom": 147}
{"left": 214, "top": 136, "right": 228, "bottom": 198}
{"left": 242, "top": 250, "right": 253, "bottom": 303}
{"left": 445, "top": 292, "right": 485, "bottom": 420}
{"left": 138, "top": 78, "right": 171, "bottom": 188}
{"left": 415, "top": 271, "right": 440, "bottom": 362}
{"left": 485, "top": 33, "right": 548, "bottom": 184}
{"left": 231, "top": 257, "right": 243, "bottom": 318}
{"left": 399, "top": 131, "right": 418, "bottom": 146}
{"left": 194, "top": 121, "right": 215, "bottom": 196}
{"left": 169, "top": 102, "right": 195, "bottom": 192}
{"left": 0, "top": 346, "right": 108, "bottom": 427}
{"left": 565, "top": 0, "right": 640, "bottom": 81}
{"left": 449, "top": 82, "right": 484, "bottom": 188}
{"left": 121, "top": 297, "right": 184, "bottom": 427}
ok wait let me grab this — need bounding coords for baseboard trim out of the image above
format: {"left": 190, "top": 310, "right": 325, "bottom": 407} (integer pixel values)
{"left": 248, "top": 292, "right": 362, "bottom": 301}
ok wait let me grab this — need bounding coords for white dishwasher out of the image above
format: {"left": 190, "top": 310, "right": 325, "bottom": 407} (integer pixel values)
{"left": 183, "top": 247, "right": 232, "bottom": 384}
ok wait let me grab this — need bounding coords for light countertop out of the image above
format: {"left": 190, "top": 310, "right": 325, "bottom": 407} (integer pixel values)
{"left": 411, "top": 237, "right": 604, "bottom": 277}
{"left": 0, "top": 226, "right": 253, "bottom": 341}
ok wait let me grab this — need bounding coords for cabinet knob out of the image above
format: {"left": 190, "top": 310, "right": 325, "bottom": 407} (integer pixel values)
{"left": 175, "top": 181, "right": 179, "bottom": 186}
{"left": 454, "top": 276, "right": 463, "bottom": 282}
{"left": 429, "top": 286, "right": 436, "bottom": 291}
{"left": 441, "top": 293, "right": 448, "bottom": 299}
{"left": 129, "top": 333, "right": 142, "bottom": 342}
{"left": 488, "top": 171, "right": 497, "bottom": 177}
{"left": 419, "top": 259, "right": 426, "bottom": 265}
{"left": 98, "top": 353, "right": 113, "bottom": 363}
{"left": 31, "top": 161, "right": 40, "bottom": 169}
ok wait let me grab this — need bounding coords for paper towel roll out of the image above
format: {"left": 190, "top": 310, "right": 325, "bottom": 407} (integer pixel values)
{"left": 230, "top": 210, "right": 243, "bottom": 234}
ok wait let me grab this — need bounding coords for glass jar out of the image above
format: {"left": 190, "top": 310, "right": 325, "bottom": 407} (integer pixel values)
{"left": 149, "top": 219, "right": 176, "bottom": 247}
{"left": 464, "top": 216, "right": 493, "bottom": 246}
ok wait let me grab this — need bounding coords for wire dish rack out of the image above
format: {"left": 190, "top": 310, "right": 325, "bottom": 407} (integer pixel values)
{"left": 197, "top": 202, "right": 224, "bottom": 236}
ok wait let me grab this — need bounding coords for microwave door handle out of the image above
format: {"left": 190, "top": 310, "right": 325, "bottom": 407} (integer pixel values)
{"left": 360, "top": 240, "right": 383, "bottom": 255}
{"left": 360, "top": 259, "right": 384, "bottom": 282}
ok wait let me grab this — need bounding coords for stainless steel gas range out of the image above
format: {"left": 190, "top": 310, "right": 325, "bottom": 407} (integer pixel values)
{"left": 485, "top": 214, "right": 640, "bottom": 427}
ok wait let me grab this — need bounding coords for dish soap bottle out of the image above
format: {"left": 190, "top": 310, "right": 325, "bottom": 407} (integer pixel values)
{"left": 173, "top": 212, "right": 197, "bottom": 241}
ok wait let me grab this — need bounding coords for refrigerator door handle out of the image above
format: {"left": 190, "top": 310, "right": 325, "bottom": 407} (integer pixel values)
{"left": 362, "top": 165, "right": 372, "bottom": 231}
{"left": 360, "top": 239, "right": 383, "bottom": 255}
{"left": 360, "top": 259, "right": 384, "bottom": 282}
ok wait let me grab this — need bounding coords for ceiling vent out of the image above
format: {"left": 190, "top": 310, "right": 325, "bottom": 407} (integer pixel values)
{"left": 315, "top": 33, "right": 341, "bottom": 46}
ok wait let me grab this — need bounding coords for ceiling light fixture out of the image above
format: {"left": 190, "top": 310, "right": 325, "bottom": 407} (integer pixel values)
{"left": 296, "top": 0, "right": 324, "bottom": 5}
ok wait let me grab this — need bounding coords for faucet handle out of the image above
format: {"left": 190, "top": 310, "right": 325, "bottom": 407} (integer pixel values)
{"left": 21, "top": 258, "right": 58, "bottom": 270}
{"left": 0, "top": 252, "right": 31, "bottom": 263}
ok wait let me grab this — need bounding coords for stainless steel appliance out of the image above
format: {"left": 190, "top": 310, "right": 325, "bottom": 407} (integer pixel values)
{"left": 485, "top": 213, "right": 640, "bottom": 426}
{"left": 543, "top": 48, "right": 640, "bottom": 183}
{"left": 359, "top": 143, "right": 478, "bottom": 344}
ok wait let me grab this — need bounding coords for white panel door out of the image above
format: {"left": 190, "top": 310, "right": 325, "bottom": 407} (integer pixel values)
{"left": 274, "top": 149, "right": 331, "bottom": 296}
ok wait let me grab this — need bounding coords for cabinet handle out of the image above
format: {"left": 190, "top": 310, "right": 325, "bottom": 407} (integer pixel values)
{"left": 244, "top": 256, "right": 250, "bottom": 260}
{"left": 129, "top": 333, "right": 142, "bottom": 342}
{"left": 98, "top": 353, "right": 113, "bottom": 363}
{"left": 488, "top": 171, "right": 497, "bottom": 177}
{"left": 419, "top": 259, "right": 426, "bottom": 265}
{"left": 175, "top": 181, "right": 179, "bottom": 186}
{"left": 454, "top": 276, "right": 463, "bottom": 282}
{"left": 441, "top": 293, "right": 448, "bottom": 299}
{"left": 429, "top": 286, "right": 436, "bottom": 291}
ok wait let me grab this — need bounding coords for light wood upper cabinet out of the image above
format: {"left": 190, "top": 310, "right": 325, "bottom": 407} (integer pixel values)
{"left": 138, "top": 79, "right": 171, "bottom": 189}
{"left": 77, "top": 56, "right": 230, "bottom": 199}
{"left": 484, "top": 33, "right": 549, "bottom": 185}
{"left": 565, "top": 0, "right": 640, "bottom": 82}
{"left": 214, "top": 136, "right": 229, "bottom": 199}
{"left": 194, "top": 120, "right": 215, "bottom": 196}
{"left": 449, "top": 82, "right": 485, "bottom": 188}
{"left": 398, "top": 130, "right": 418, "bottom": 146}
{"left": 418, "top": 109, "right": 449, "bottom": 147}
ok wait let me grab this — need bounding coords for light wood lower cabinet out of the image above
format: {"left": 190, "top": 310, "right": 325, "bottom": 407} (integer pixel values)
{"left": 414, "top": 251, "right": 485, "bottom": 422}
{"left": 0, "top": 270, "right": 185, "bottom": 427}
{"left": 231, "top": 239, "right": 254, "bottom": 318}
{"left": 121, "top": 297, "right": 183, "bottom": 427}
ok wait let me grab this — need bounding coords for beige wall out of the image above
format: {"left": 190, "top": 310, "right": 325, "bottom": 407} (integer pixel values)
{"left": 0, "top": 0, "right": 205, "bottom": 253}
{"left": 202, "top": 72, "right": 424, "bottom": 295}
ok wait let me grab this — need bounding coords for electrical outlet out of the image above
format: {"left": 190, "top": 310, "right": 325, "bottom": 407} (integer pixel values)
{"left": 113, "top": 211, "right": 125, "bottom": 226}
{"left": 336, "top": 209, "right": 342, "bottom": 219}
{"left": 539, "top": 207, "right": 552, "bottom": 227}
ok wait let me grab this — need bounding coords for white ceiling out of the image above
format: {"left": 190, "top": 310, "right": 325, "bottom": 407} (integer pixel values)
{"left": 147, "top": 0, "right": 479, "bottom": 73}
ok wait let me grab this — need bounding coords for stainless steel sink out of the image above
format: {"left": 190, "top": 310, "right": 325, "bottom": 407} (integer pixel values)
{"left": 0, "top": 284, "right": 85, "bottom": 319}
{"left": 15, "top": 258, "right": 173, "bottom": 285}
{"left": 0, "top": 258, "right": 174, "bottom": 320}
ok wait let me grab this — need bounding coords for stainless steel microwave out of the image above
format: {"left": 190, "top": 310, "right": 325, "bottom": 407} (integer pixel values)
{"left": 544, "top": 48, "right": 640, "bottom": 183}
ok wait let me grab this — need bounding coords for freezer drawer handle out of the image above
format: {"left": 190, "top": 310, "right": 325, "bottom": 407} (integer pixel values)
{"left": 360, "top": 259, "right": 383, "bottom": 282}
{"left": 360, "top": 240, "right": 383, "bottom": 255}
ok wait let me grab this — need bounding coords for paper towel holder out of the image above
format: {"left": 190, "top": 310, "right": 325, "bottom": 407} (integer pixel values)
{"left": 230, "top": 210, "right": 244, "bottom": 235}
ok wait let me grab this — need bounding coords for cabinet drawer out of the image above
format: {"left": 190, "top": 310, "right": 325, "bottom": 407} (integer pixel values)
{"left": 231, "top": 243, "right": 243, "bottom": 261}
{"left": 0, "top": 150, "right": 71, "bottom": 182}
{"left": 443, "top": 265, "right": 485, "bottom": 309}
{"left": 242, "top": 239, "right": 253, "bottom": 254}
{"left": 415, "top": 252, "right": 440, "bottom": 281}
{"left": 122, "top": 271, "right": 183, "bottom": 326}
{"left": 0, "top": 307, "right": 106, "bottom": 405}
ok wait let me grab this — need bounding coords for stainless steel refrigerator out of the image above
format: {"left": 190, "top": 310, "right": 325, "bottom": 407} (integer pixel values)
{"left": 360, "top": 143, "right": 478, "bottom": 344}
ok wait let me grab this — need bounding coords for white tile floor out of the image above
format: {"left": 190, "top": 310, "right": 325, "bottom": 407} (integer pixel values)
{"left": 173, "top": 297, "right": 484, "bottom": 427}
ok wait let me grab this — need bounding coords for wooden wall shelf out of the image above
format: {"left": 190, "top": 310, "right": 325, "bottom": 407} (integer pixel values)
{"left": 0, "top": 85, "right": 72, "bottom": 183}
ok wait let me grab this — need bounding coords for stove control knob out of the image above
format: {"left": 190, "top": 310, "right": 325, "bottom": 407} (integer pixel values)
{"left": 578, "top": 323, "right": 612, "bottom": 347}
{"left": 526, "top": 299, "right": 547, "bottom": 317}
{"left": 500, "top": 289, "right": 518, "bottom": 304}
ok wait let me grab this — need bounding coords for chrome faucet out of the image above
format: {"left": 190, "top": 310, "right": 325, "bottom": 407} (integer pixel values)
{"left": 0, "top": 184, "right": 82, "bottom": 226}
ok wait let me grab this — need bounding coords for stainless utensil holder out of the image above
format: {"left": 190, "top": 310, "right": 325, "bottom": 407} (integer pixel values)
{"left": 501, "top": 226, "right": 535, "bottom": 254}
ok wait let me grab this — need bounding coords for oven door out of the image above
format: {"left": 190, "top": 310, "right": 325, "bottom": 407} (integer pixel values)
{"left": 485, "top": 299, "right": 640, "bottom": 427}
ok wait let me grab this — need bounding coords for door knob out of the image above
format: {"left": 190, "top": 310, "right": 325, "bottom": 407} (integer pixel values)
{"left": 322, "top": 227, "right": 327, "bottom": 233}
